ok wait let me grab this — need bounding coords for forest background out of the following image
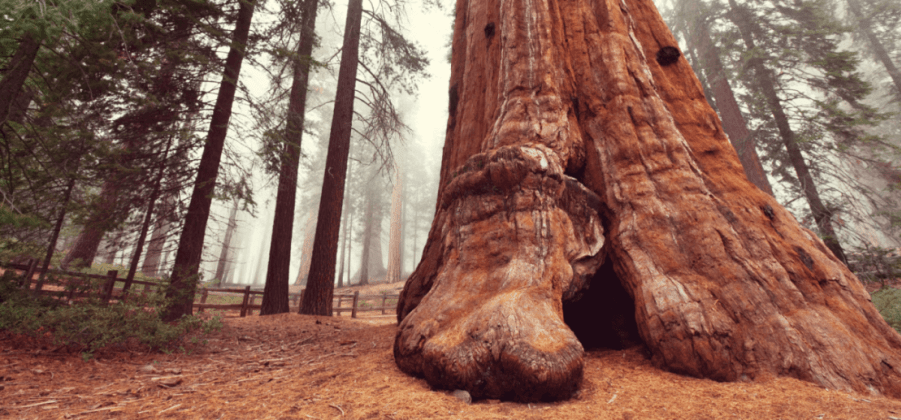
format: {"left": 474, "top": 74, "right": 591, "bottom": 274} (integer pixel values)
{"left": 0, "top": 0, "right": 900, "bottom": 317}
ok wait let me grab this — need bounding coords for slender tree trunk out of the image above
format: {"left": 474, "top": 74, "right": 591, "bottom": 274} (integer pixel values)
{"left": 293, "top": 208, "right": 317, "bottom": 286}
{"left": 125, "top": 140, "right": 173, "bottom": 293}
{"left": 261, "top": 0, "right": 320, "bottom": 315}
{"left": 846, "top": 0, "right": 901, "bottom": 99}
{"left": 395, "top": 0, "right": 901, "bottom": 402}
{"left": 141, "top": 193, "right": 172, "bottom": 277}
{"left": 357, "top": 188, "right": 374, "bottom": 286}
{"left": 254, "top": 223, "right": 271, "bottom": 285}
{"left": 300, "top": 0, "right": 364, "bottom": 315}
{"left": 336, "top": 202, "right": 350, "bottom": 288}
{"left": 163, "top": 0, "right": 256, "bottom": 321}
{"left": 214, "top": 197, "right": 239, "bottom": 285}
{"left": 727, "top": 0, "right": 848, "bottom": 265}
{"left": 369, "top": 192, "right": 385, "bottom": 280}
{"left": 346, "top": 209, "right": 353, "bottom": 285}
{"left": 386, "top": 166, "right": 404, "bottom": 283}
{"left": 34, "top": 177, "right": 76, "bottom": 294}
{"left": 101, "top": 233, "right": 119, "bottom": 265}
{"left": 684, "top": 13, "right": 774, "bottom": 196}
{"left": 409, "top": 206, "right": 416, "bottom": 274}
{"left": 0, "top": 31, "right": 40, "bottom": 128}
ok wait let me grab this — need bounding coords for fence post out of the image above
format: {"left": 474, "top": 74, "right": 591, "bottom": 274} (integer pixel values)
{"left": 240, "top": 286, "right": 251, "bottom": 317}
{"left": 198, "top": 289, "right": 209, "bottom": 313}
{"left": 102, "top": 270, "right": 118, "bottom": 305}
{"left": 351, "top": 291, "right": 359, "bottom": 319}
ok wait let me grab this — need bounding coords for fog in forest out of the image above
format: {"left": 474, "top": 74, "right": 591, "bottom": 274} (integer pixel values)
{"left": 1, "top": 0, "right": 899, "bottom": 289}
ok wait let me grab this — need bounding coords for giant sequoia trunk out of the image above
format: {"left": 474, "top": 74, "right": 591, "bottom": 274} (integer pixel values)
{"left": 394, "top": 0, "right": 901, "bottom": 403}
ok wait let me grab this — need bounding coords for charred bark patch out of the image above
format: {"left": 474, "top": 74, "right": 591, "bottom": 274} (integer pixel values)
{"left": 448, "top": 83, "right": 459, "bottom": 118}
{"left": 655, "top": 46, "right": 681, "bottom": 66}
{"left": 795, "top": 246, "right": 815, "bottom": 270}
{"left": 762, "top": 204, "right": 775, "bottom": 220}
{"left": 484, "top": 22, "right": 495, "bottom": 39}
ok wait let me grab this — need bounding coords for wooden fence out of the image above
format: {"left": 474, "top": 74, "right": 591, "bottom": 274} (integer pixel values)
{"left": 2, "top": 262, "right": 398, "bottom": 318}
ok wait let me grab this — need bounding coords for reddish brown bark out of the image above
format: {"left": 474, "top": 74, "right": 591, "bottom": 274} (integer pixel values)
{"left": 0, "top": 31, "right": 40, "bottom": 128}
{"left": 300, "top": 0, "right": 364, "bottom": 315}
{"left": 395, "top": 0, "right": 901, "bottom": 402}
{"left": 163, "top": 0, "right": 256, "bottom": 321}
{"left": 261, "top": 0, "right": 320, "bottom": 315}
{"left": 386, "top": 166, "right": 404, "bottom": 283}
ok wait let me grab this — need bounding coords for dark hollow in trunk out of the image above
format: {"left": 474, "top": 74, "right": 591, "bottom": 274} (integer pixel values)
{"left": 563, "top": 257, "right": 642, "bottom": 351}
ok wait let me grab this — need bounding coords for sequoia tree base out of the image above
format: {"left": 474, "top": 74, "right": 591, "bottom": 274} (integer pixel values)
{"left": 395, "top": 0, "right": 901, "bottom": 403}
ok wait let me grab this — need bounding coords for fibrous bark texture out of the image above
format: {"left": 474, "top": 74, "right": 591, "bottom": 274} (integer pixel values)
{"left": 395, "top": 0, "right": 901, "bottom": 403}
{"left": 300, "top": 0, "right": 364, "bottom": 315}
{"left": 163, "top": 0, "right": 255, "bottom": 321}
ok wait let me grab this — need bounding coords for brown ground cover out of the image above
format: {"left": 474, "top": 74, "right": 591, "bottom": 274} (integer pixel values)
{"left": 2, "top": 305, "right": 901, "bottom": 420}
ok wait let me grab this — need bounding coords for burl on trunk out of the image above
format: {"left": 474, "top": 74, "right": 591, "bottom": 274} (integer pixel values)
{"left": 394, "top": 0, "right": 901, "bottom": 402}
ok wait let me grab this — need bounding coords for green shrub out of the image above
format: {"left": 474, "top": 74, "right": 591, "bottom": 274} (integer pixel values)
{"left": 0, "top": 271, "right": 221, "bottom": 358}
{"left": 872, "top": 287, "right": 901, "bottom": 334}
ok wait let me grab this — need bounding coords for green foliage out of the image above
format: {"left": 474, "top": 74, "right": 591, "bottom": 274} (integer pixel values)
{"left": 0, "top": 271, "right": 221, "bottom": 359}
{"left": 852, "top": 244, "right": 901, "bottom": 289}
{"left": 871, "top": 287, "right": 901, "bottom": 334}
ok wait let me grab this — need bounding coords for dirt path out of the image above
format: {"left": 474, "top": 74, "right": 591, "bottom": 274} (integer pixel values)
{"left": 2, "top": 313, "right": 901, "bottom": 419}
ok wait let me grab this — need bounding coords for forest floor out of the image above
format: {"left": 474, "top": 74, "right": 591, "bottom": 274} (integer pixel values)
{"left": 2, "top": 280, "right": 901, "bottom": 419}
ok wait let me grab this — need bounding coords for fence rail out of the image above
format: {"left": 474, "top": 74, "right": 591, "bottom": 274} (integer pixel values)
{"left": 2, "top": 262, "right": 398, "bottom": 319}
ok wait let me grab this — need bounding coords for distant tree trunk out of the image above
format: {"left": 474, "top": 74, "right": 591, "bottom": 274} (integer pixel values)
{"left": 386, "top": 166, "right": 404, "bottom": 283}
{"left": 300, "top": 0, "right": 364, "bottom": 315}
{"left": 101, "top": 233, "right": 119, "bottom": 265}
{"left": 408, "top": 205, "right": 416, "bottom": 274}
{"left": 369, "top": 192, "right": 385, "bottom": 280}
{"left": 35, "top": 177, "right": 76, "bottom": 290}
{"left": 346, "top": 209, "right": 354, "bottom": 284}
{"left": 62, "top": 180, "right": 121, "bottom": 269}
{"left": 293, "top": 208, "right": 317, "bottom": 286}
{"left": 395, "top": 0, "right": 901, "bottom": 402}
{"left": 357, "top": 186, "right": 375, "bottom": 286}
{"left": 0, "top": 31, "right": 40, "bottom": 128}
{"left": 727, "top": 0, "right": 848, "bottom": 265}
{"left": 254, "top": 223, "right": 271, "bottom": 285}
{"left": 336, "top": 203, "right": 351, "bottom": 288}
{"left": 684, "top": 11, "right": 774, "bottom": 196}
{"left": 261, "top": 0, "right": 320, "bottom": 315}
{"left": 845, "top": 0, "right": 901, "bottom": 99}
{"left": 163, "top": 0, "right": 256, "bottom": 322}
{"left": 125, "top": 140, "right": 173, "bottom": 291}
{"left": 214, "top": 197, "right": 239, "bottom": 285}
{"left": 141, "top": 194, "right": 173, "bottom": 277}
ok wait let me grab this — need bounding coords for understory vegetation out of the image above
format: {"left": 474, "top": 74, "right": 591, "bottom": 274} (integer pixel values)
{"left": 872, "top": 287, "right": 901, "bottom": 334}
{"left": 0, "top": 271, "right": 221, "bottom": 359}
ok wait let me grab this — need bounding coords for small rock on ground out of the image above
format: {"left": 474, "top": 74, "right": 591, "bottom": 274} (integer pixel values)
{"left": 453, "top": 389, "right": 471, "bottom": 404}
